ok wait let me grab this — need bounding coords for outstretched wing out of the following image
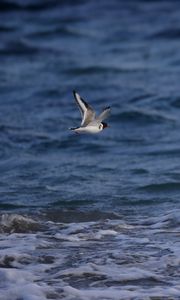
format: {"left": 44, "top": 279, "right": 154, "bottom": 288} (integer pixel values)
{"left": 97, "top": 106, "right": 111, "bottom": 122}
{"left": 73, "top": 91, "right": 96, "bottom": 127}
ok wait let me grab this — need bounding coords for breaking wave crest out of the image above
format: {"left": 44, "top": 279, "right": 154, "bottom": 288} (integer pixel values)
{"left": 0, "top": 210, "right": 180, "bottom": 299}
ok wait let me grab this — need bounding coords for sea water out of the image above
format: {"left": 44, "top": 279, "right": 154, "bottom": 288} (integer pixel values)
{"left": 0, "top": 0, "right": 180, "bottom": 299}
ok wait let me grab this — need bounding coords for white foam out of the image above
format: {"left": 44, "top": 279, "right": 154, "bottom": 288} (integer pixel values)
{"left": 0, "top": 268, "right": 48, "bottom": 300}
{"left": 0, "top": 214, "right": 37, "bottom": 228}
{"left": 58, "top": 262, "right": 161, "bottom": 284}
{"left": 0, "top": 211, "right": 180, "bottom": 300}
{"left": 137, "top": 210, "right": 180, "bottom": 229}
{"left": 63, "top": 285, "right": 180, "bottom": 300}
{"left": 54, "top": 226, "right": 118, "bottom": 242}
{"left": 0, "top": 214, "right": 39, "bottom": 234}
{"left": 63, "top": 285, "right": 140, "bottom": 300}
{"left": 61, "top": 222, "right": 95, "bottom": 235}
{"left": 55, "top": 232, "right": 82, "bottom": 242}
{"left": 94, "top": 229, "right": 118, "bottom": 239}
{"left": 58, "top": 264, "right": 102, "bottom": 278}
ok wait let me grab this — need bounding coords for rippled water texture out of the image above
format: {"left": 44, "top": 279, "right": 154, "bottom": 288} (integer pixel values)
{"left": 0, "top": 0, "right": 180, "bottom": 299}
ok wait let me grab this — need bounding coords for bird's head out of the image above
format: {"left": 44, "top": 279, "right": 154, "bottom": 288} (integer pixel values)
{"left": 101, "top": 122, "right": 108, "bottom": 129}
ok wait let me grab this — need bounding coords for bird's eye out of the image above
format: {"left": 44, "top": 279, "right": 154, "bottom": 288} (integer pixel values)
{"left": 99, "top": 124, "right": 102, "bottom": 129}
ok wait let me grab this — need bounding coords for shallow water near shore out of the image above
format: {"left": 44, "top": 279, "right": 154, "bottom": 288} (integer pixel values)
{"left": 0, "top": 0, "right": 180, "bottom": 299}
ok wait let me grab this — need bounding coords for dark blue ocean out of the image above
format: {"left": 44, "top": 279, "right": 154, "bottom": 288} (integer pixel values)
{"left": 0, "top": 1, "right": 180, "bottom": 299}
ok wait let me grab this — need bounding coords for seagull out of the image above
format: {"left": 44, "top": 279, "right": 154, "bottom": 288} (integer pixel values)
{"left": 70, "top": 91, "right": 111, "bottom": 134}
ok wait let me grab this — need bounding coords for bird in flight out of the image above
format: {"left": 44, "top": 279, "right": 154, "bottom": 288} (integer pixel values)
{"left": 70, "top": 91, "right": 111, "bottom": 134}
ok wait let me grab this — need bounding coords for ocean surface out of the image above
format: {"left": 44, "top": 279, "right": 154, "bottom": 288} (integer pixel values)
{"left": 0, "top": 0, "right": 180, "bottom": 299}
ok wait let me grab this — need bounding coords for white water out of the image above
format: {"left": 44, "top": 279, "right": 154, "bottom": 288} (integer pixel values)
{"left": 0, "top": 211, "right": 180, "bottom": 300}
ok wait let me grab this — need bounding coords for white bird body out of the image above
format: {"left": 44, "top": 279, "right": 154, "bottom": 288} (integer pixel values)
{"left": 70, "top": 91, "right": 110, "bottom": 134}
{"left": 72, "top": 124, "right": 103, "bottom": 134}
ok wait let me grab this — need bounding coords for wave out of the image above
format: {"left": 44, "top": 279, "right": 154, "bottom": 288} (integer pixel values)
{"left": 29, "top": 137, "right": 77, "bottom": 153}
{"left": 171, "top": 97, "right": 180, "bottom": 108}
{"left": 30, "top": 26, "right": 90, "bottom": 39}
{"left": 0, "top": 40, "right": 40, "bottom": 56}
{"left": 0, "top": 209, "right": 179, "bottom": 299}
{"left": 129, "top": 93, "right": 154, "bottom": 103}
{"left": 0, "top": 202, "right": 27, "bottom": 210}
{"left": 0, "top": 0, "right": 59, "bottom": 12}
{"left": 44, "top": 209, "right": 120, "bottom": 223}
{"left": 147, "top": 148, "right": 180, "bottom": 157}
{"left": 150, "top": 28, "right": 180, "bottom": 40}
{"left": 0, "top": 214, "right": 41, "bottom": 233}
{"left": 0, "top": 0, "right": 20, "bottom": 11}
{"left": 64, "top": 64, "right": 146, "bottom": 76}
{"left": 0, "top": 0, "right": 83, "bottom": 13}
{"left": 65, "top": 66, "right": 123, "bottom": 76}
{"left": 138, "top": 182, "right": 180, "bottom": 193}
{"left": 0, "top": 25, "right": 15, "bottom": 32}
{"left": 113, "top": 108, "right": 175, "bottom": 124}
{"left": 131, "top": 168, "right": 149, "bottom": 175}
{"left": 135, "top": 210, "right": 180, "bottom": 229}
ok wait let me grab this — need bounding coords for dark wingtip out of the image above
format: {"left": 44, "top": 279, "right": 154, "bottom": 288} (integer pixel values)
{"left": 73, "top": 90, "right": 77, "bottom": 97}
